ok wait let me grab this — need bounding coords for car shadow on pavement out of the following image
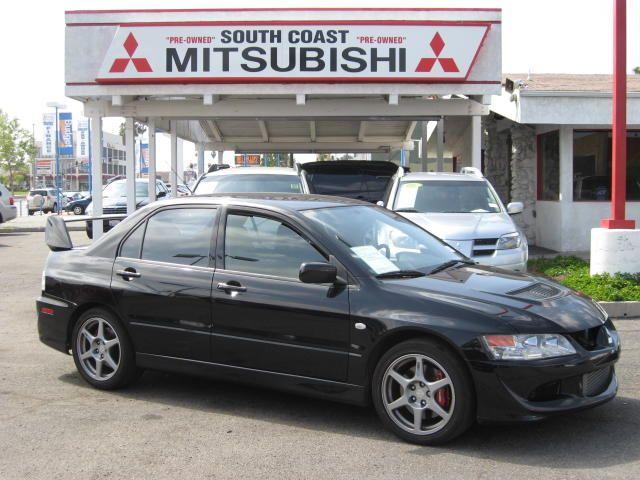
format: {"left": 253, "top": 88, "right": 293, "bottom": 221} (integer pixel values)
{"left": 60, "top": 370, "right": 640, "bottom": 466}
{"left": 58, "top": 369, "right": 394, "bottom": 442}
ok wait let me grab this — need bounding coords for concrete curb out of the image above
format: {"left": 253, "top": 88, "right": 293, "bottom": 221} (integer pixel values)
{"left": 599, "top": 301, "right": 640, "bottom": 319}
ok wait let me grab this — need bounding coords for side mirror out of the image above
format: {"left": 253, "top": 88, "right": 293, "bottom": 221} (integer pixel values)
{"left": 376, "top": 200, "right": 385, "bottom": 207}
{"left": 157, "top": 191, "right": 167, "bottom": 198}
{"left": 299, "top": 262, "right": 338, "bottom": 284}
{"left": 507, "top": 202, "right": 524, "bottom": 215}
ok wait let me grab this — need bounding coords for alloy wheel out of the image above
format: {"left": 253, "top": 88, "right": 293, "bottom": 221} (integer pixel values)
{"left": 381, "top": 354, "right": 455, "bottom": 435}
{"left": 76, "top": 317, "right": 121, "bottom": 381}
{"left": 73, "top": 206, "right": 83, "bottom": 215}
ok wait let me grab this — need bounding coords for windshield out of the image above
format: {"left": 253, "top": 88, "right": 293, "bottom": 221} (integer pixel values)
{"left": 194, "top": 174, "right": 302, "bottom": 195}
{"left": 302, "top": 206, "right": 462, "bottom": 275}
{"left": 103, "top": 181, "right": 150, "bottom": 198}
{"left": 394, "top": 180, "right": 502, "bottom": 213}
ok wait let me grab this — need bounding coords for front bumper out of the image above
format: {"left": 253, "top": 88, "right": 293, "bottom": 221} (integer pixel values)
{"left": 473, "top": 245, "right": 528, "bottom": 272}
{"left": 469, "top": 331, "right": 621, "bottom": 423}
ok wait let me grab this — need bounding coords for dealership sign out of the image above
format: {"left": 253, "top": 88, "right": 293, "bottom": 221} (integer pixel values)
{"left": 42, "top": 114, "right": 55, "bottom": 157}
{"left": 95, "top": 24, "right": 490, "bottom": 83}
{"left": 77, "top": 119, "right": 89, "bottom": 160}
{"left": 58, "top": 112, "right": 74, "bottom": 156}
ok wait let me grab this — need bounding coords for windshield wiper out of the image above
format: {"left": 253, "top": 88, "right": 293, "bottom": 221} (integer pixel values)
{"left": 394, "top": 208, "right": 420, "bottom": 213}
{"left": 376, "top": 270, "right": 426, "bottom": 279}
{"left": 427, "top": 259, "right": 475, "bottom": 275}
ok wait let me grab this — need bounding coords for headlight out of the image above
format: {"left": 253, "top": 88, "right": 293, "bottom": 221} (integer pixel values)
{"left": 496, "top": 232, "right": 521, "bottom": 250}
{"left": 482, "top": 334, "right": 576, "bottom": 360}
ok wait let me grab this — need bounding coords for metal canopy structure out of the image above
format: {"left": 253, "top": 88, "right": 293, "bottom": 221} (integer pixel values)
{"left": 64, "top": 7, "right": 502, "bottom": 238}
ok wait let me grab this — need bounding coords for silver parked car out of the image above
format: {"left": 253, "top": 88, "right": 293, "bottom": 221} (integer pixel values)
{"left": 27, "top": 188, "right": 66, "bottom": 215}
{"left": 0, "top": 183, "right": 17, "bottom": 223}
{"left": 382, "top": 168, "right": 528, "bottom": 272}
{"left": 192, "top": 167, "right": 304, "bottom": 195}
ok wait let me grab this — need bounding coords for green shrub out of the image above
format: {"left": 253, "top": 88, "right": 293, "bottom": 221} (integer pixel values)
{"left": 527, "top": 256, "right": 640, "bottom": 301}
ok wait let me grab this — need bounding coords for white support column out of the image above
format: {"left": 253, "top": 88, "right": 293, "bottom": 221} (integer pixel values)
{"left": 217, "top": 150, "right": 224, "bottom": 165}
{"left": 90, "top": 115, "right": 103, "bottom": 241}
{"left": 170, "top": 121, "right": 178, "bottom": 194}
{"left": 559, "top": 125, "right": 574, "bottom": 252}
{"left": 436, "top": 119, "right": 444, "bottom": 172}
{"left": 420, "top": 121, "right": 429, "bottom": 172}
{"left": 176, "top": 138, "right": 184, "bottom": 185}
{"left": 197, "top": 143, "right": 205, "bottom": 176}
{"left": 125, "top": 117, "right": 136, "bottom": 214}
{"left": 471, "top": 115, "right": 482, "bottom": 171}
{"left": 148, "top": 118, "right": 157, "bottom": 203}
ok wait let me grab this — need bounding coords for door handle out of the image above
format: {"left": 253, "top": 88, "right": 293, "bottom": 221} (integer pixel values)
{"left": 217, "top": 282, "right": 247, "bottom": 293}
{"left": 116, "top": 268, "right": 141, "bottom": 280}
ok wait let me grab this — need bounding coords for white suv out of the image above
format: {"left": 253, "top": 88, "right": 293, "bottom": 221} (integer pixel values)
{"left": 382, "top": 168, "right": 528, "bottom": 272}
{"left": 0, "top": 183, "right": 17, "bottom": 223}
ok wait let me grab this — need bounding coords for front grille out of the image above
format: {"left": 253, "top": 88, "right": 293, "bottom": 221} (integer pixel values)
{"left": 472, "top": 238, "right": 498, "bottom": 257}
{"left": 508, "top": 282, "right": 561, "bottom": 300}
{"left": 103, "top": 206, "right": 127, "bottom": 214}
{"left": 583, "top": 367, "right": 613, "bottom": 397}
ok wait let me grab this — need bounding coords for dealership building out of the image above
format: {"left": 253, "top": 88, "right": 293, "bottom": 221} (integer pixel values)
{"left": 63, "top": 7, "right": 639, "bottom": 262}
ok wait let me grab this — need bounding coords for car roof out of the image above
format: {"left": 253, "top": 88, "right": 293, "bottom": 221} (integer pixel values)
{"left": 170, "top": 193, "right": 369, "bottom": 211}
{"left": 400, "top": 172, "right": 485, "bottom": 182}
{"left": 202, "top": 167, "right": 297, "bottom": 177}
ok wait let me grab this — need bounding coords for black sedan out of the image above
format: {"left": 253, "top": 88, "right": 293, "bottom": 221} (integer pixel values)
{"left": 64, "top": 196, "right": 91, "bottom": 215}
{"left": 38, "top": 194, "right": 620, "bottom": 445}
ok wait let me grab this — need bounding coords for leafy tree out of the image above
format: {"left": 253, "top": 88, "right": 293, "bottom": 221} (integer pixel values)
{"left": 118, "top": 121, "right": 147, "bottom": 143}
{"left": 634, "top": 66, "right": 640, "bottom": 75}
{"left": 0, "top": 110, "right": 36, "bottom": 193}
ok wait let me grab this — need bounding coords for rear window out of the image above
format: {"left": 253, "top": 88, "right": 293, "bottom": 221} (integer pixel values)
{"left": 194, "top": 174, "right": 302, "bottom": 195}
{"left": 305, "top": 172, "right": 392, "bottom": 203}
{"left": 29, "top": 190, "right": 48, "bottom": 196}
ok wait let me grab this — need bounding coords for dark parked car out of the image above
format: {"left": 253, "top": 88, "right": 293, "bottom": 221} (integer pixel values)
{"left": 299, "top": 160, "right": 403, "bottom": 203}
{"left": 64, "top": 196, "right": 92, "bottom": 215}
{"left": 38, "top": 194, "right": 620, "bottom": 445}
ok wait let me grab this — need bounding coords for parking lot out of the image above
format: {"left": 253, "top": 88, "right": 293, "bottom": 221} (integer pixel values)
{"left": 0, "top": 230, "right": 639, "bottom": 479}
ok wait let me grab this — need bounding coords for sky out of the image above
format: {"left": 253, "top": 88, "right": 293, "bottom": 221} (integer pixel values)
{"left": 1, "top": 0, "right": 638, "bottom": 170}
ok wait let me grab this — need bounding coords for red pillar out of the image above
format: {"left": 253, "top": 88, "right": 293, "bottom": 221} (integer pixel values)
{"left": 601, "top": 0, "right": 635, "bottom": 229}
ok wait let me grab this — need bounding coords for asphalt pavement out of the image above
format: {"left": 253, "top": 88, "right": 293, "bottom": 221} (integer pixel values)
{"left": 1, "top": 230, "right": 639, "bottom": 479}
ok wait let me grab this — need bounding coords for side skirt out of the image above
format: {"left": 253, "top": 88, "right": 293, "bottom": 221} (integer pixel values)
{"left": 136, "top": 353, "right": 369, "bottom": 406}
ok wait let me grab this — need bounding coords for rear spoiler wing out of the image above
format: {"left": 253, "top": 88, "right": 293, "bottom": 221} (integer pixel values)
{"left": 45, "top": 214, "right": 127, "bottom": 251}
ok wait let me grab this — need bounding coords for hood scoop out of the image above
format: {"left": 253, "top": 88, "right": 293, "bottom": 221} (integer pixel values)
{"left": 507, "top": 282, "right": 562, "bottom": 301}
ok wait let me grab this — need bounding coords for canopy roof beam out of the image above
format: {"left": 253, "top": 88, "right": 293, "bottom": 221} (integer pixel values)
{"left": 84, "top": 97, "right": 489, "bottom": 119}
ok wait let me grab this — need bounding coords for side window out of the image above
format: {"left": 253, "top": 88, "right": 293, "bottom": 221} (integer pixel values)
{"left": 224, "top": 213, "right": 325, "bottom": 278}
{"left": 120, "top": 223, "right": 145, "bottom": 259}
{"left": 141, "top": 208, "right": 216, "bottom": 266}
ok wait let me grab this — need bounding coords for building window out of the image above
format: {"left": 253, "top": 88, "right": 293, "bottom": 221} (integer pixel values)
{"left": 573, "top": 130, "right": 640, "bottom": 201}
{"left": 537, "top": 131, "right": 560, "bottom": 200}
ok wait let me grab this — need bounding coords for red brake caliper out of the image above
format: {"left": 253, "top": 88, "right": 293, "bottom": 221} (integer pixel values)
{"left": 434, "top": 369, "right": 451, "bottom": 408}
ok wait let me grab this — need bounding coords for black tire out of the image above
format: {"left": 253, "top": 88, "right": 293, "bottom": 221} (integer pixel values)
{"left": 71, "top": 308, "right": 139, "bottom": 390}
{"left": 372, "top": 338, "right": 475, "bottom": 445}
{"left": 73, "top": 205, "right": 84, "bottom": 215}
{"left": 28, "top": 210, "right": 34, "bottom": 216}
{"left": 53, "top": 203, "right": 58, "bottom": 213}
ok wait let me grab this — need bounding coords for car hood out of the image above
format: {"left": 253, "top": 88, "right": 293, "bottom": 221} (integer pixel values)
{"left": 399, "top": 212, "right": 517, "bottom": 241}
{"left": 381, "top": 265, "right": 606, "bottom": 334}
